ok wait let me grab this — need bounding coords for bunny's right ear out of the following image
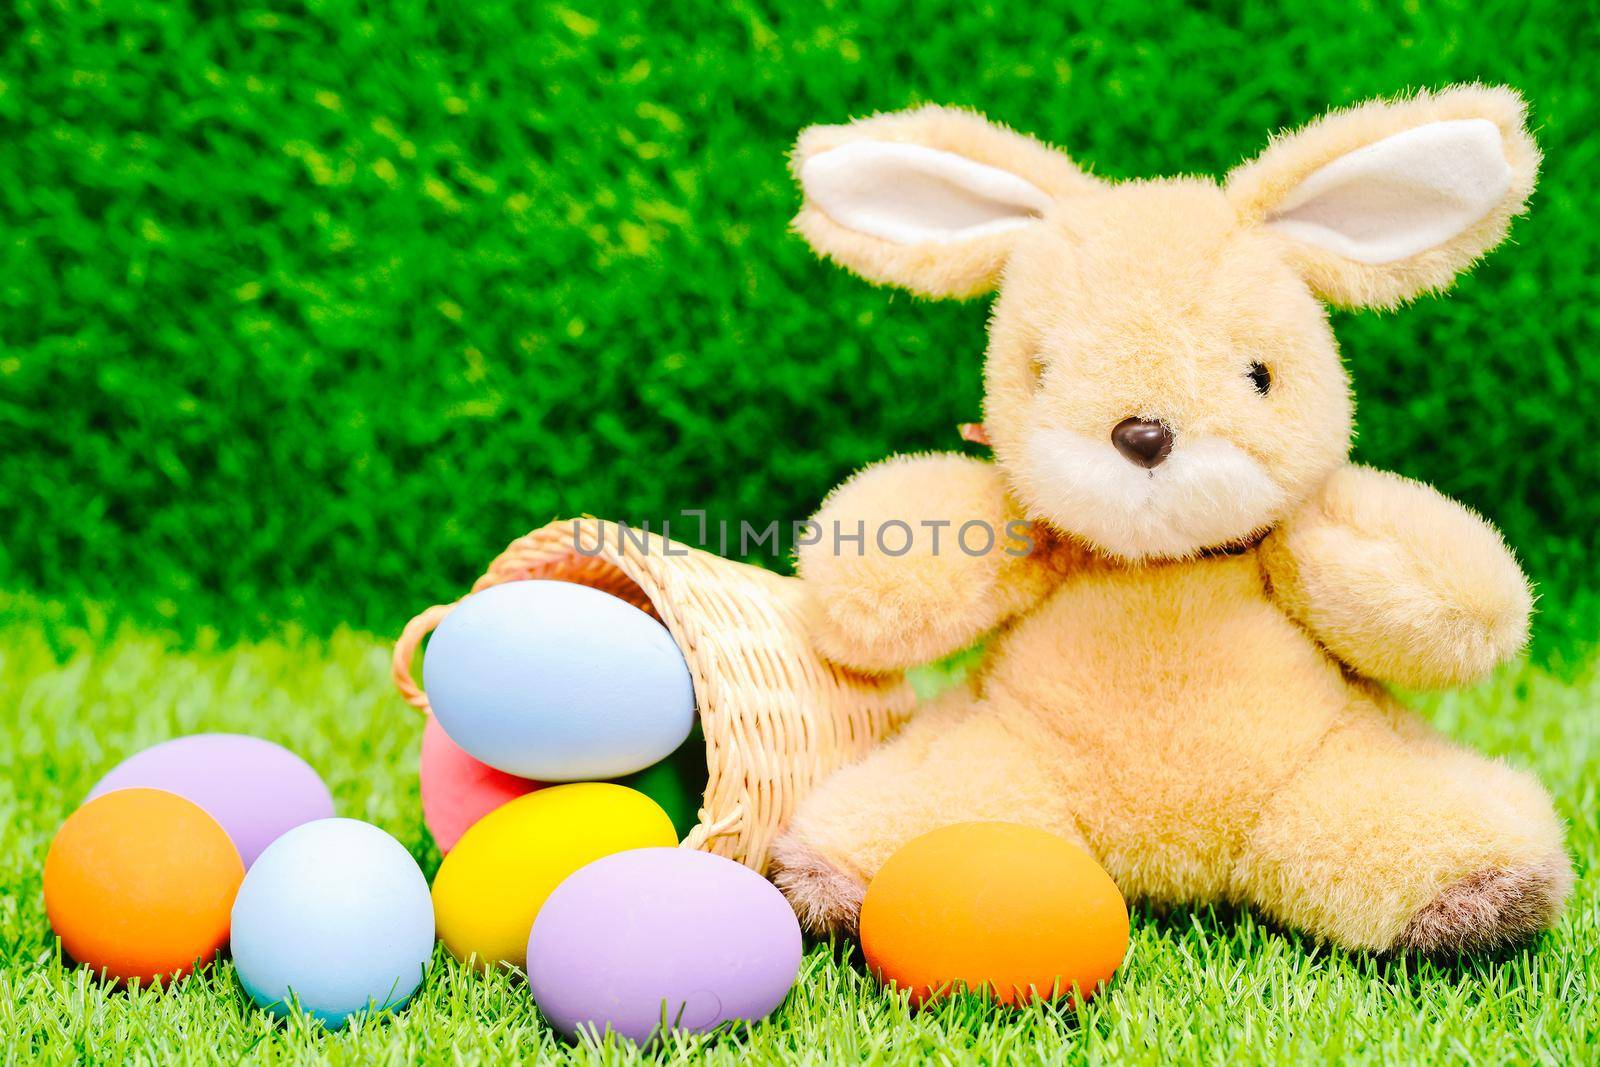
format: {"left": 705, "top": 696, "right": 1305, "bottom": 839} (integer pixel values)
{"left": 792, "top": 106, "right": 1099, "bottom": 299}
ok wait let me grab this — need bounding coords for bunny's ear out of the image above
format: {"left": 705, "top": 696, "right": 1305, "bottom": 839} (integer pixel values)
{"left": 792, "top": 106, "right": 1099, "bottom": 299}
{"left": 1226, "top": 85, "right": 1539, "bottom": 309}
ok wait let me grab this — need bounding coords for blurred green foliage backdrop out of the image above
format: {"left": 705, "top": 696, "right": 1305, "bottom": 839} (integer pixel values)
{"left": 2, "top": 1, "right": 1596, "bottom": 649}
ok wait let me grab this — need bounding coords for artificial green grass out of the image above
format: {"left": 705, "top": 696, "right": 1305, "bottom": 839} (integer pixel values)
{"left": 2, "top": 1, "right": 1598, "bottom": 654}
{"left": 2, "top": 595, "right": 1595, "bottom": 1064}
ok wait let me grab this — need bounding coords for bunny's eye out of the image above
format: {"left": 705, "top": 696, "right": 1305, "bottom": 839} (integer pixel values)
{"left": 1016, "top": 336, "right": 1049, "bottom": 391}
{"left": 1026, "top": 349, "right": 1047, "bottom": 390}
{"left": 1247, "top": 361, "right": 1272, "bottom": 395}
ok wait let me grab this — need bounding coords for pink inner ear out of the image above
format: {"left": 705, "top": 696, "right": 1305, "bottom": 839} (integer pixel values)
{"left": 420, "top": 714, "right": 542, "bottom": 852}
{"left": 959, "top": 422, "right": 991, "bottom": 447}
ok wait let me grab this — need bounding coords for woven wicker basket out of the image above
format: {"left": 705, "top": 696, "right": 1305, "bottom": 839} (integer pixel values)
{"left": 392, "top": 517, "right": 917, "bottom": 873}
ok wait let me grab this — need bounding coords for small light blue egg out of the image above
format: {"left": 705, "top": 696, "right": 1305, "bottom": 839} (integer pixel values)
{"left": 423, "top": 580, "right": 697, "bottom": 781}
{"left": 230, "top": 819, "right": 434, "bottom": 1028}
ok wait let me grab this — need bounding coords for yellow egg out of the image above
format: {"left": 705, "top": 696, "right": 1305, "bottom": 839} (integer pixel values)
{"left": 431, "top": 783, "right": 675, "bottom": 969}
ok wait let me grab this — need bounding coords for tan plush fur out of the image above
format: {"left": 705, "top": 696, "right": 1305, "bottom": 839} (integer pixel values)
{"left": 800, "top": 453, "right": 1085, "bottom": 671}
{"left": 1259, "top": 466, "right": 1535, "bottom": 689}
{"left": 773, "top": 87, "right": 1571, "bottom": 954}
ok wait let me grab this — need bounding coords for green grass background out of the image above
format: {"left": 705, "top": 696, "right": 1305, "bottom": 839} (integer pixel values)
{"left": 3, "top": 1, "right": 1599, "bottom": 1063}
{"left": 2, "top": 0, "right": 1597, "bottom": 649}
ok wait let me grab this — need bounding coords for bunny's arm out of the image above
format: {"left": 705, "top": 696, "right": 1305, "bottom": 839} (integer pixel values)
{"left": 1259, "top": 466, "right": 1533, "bottom": 689}
{"left": 798, "top": 453, "right": 1074, "bottom": 672}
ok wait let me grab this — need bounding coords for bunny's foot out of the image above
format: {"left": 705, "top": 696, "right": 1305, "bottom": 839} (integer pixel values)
{"left": 1393, "top": 857, "right": 1572, "bottom": 954}
{"left": 1235, "top": 695, "right": 1571, "bottom": 953}
{"left": 770, "top": 833, "right": 866, "bottom": 937}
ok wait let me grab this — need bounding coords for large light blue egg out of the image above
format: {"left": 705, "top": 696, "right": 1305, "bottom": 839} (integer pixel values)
{"left": 230, "top": 819, "right": 434, "bottom": 1028}
{"left": 423, "top": 580, "right": 696, "bottom": 781}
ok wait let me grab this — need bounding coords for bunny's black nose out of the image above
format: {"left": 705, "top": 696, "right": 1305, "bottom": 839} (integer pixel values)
{"left": 1111, "top": 417, "right": 1174, "bottom": 469}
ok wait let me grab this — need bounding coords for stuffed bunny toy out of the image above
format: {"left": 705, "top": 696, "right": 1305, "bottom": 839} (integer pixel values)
{"left": 771, "top": 86, "right": 1571, "bottom": 954}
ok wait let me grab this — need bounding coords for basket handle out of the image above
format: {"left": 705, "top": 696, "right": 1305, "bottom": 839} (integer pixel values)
{"left": 391, "top": 602, "right": 458, "bottom": 714}
{"left": 681, "top": 806, "right": 743, "bottom": 852}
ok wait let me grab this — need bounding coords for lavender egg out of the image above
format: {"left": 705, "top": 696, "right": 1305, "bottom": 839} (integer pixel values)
{"left": 88, "top": 734, "right": 334, "bottom": 867}
{"left": 527, "top": 848, "right": 802, "bottom": 1042}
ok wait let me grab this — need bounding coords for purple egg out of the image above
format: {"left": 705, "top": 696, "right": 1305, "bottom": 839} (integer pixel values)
{"left": 88, "top": 734, "right": 334, "bottom": 867}
{"left": 527, "top": 848, "right": 802, "bottom": 1042}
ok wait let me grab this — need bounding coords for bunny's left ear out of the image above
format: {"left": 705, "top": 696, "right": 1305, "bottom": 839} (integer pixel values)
{"left": 1226, "top": 85, "right": 1539, "bottom": 309}
{"left": 791, "top": 106, "right": 1099, "bottom": 299}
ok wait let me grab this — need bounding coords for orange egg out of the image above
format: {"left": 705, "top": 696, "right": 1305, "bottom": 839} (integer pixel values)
{"left": 860, "top": 822, "right": 1128, "bottom": 1005}
{"left": 44, "top": 788, "right": 245, "bottom": 984}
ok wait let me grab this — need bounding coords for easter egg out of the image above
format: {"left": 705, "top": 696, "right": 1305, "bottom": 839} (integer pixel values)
{"left": 860, "top": 822, "right": 1128, "bottom": 1005}
{"left": 432, "top": 783, "right": 675, "bottom": 969}
{"left": 88, "top": 733, "right": 334, "bottom": 866}
{"left": 527, "top": 848, "right": 802, "bottom": 1042}
{"left": 44, "top": 788, "right": 244, "bottom": 984}
{"left": 423, "top": 580, "right": 696, "bottom": 781}
{"left": 230, "top": 819, "right": 434, "bottom": 1027}
{"left": 419, "top": 714, "right": 541, "bottom": 853}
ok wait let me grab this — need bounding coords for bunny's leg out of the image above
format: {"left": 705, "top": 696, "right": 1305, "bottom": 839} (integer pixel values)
{"left": 771, "top": 682, "right": 1079, "bottom": 936}
{"left": 1235, "top": 691, "right": 1571, "bottom": 953}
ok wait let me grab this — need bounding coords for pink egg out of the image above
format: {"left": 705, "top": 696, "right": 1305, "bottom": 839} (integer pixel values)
{"left": 420, "top": 715, "right": 541, "bottom": 852}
